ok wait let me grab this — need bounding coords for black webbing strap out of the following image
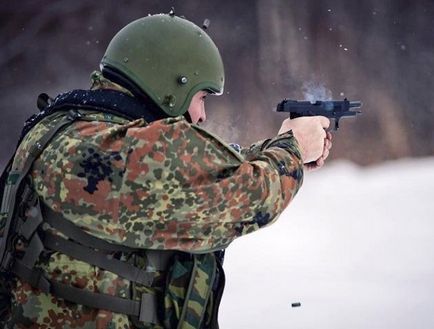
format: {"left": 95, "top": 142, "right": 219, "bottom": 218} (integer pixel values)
{"left": 43, "top": 232, "right": 155, "bottom": 286}
{"left": 18, "top": 202, "right": 43, "bottom": 241}
{"left": 12, "top": 259, "right": 50, "bottom": 293}
{"left": 51, "top": 280, "right": 141, "bottom": 316}
{"left": 41, "top": 203, "right": 176, "bottom": 273}
{"left": 12, "top": 252, "right": 161, "bottom": 324}
{"left": 51, "top": 281, "right": 160, "bottom": 323}
{"left": 11, "top": 258, "right": 157, "bottom": 321}
{"left": 1, "top": 108, "right": 163, "bottom": 324}
{"left": 1, "top": 110, "right": 82, "bottom": 270}
{"left": 11, "top": 208, "right": 163, "bottom": 324}
{"left": 21, "top": 234, "right": 44, "bottom": 269}
{"left": 41, "top": 203, "right": 135, "bottom": 253}
{"left": 0, "top": 156, "right": 14, "bottom": 210}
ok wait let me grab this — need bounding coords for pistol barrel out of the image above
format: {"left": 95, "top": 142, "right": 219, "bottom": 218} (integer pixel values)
{"left": 349, "top": 101, "right": 362, "bottom": 108}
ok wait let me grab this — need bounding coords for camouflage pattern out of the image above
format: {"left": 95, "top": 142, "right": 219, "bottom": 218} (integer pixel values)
{"left": 4, "top": 85, "right": 304, "bottom": 327}
{"left": 8, "top": 254, "right": 133, "bottom": 329}
{"left": 90, "top": 70, "right": 134, "bottom": 97}
{"left": 164, "top": 254, "right": 216, "bottom": 328}
{"left": 14, "top": 114, "right": 303, "bottom": 252}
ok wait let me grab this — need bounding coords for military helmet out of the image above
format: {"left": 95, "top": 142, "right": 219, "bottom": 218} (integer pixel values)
{"left": 100, "top": 14, "right": 225, "bottom": 116}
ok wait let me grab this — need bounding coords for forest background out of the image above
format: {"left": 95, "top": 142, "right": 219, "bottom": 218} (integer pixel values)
{"left": 2, "top": 2, "right": 434, "bottom": 328}
{"left": 1, "top": 0, "right": 433, "bottom": 168}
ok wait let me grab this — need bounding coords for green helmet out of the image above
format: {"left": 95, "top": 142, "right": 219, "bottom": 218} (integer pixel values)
{"left": 100, "top": 14, "right": 225, "bottom": 116}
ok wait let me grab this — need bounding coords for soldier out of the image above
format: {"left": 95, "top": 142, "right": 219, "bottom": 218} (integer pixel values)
{"left": 0, "top": 13, "right": 331, "bottom": 329}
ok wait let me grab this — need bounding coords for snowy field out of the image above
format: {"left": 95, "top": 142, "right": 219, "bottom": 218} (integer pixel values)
{"left": 219, "top": 157, "right": 434, "bottom": 329}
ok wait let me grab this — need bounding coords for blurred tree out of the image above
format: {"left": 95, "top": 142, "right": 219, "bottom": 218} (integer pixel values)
{"left": 1, "top": 0, "right": 433, "bottom": 168}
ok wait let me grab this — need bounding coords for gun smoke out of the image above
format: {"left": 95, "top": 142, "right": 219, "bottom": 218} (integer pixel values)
{"left": 302, "top": 81, "right": 333, "bottom": 102}
{"left": 1, "top": 0, "right": 434, "bottom": 166}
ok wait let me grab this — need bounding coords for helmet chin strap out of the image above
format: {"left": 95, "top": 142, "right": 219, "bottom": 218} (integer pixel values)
{"left": 183, "top": 111, "right": 193, "bottom": 123}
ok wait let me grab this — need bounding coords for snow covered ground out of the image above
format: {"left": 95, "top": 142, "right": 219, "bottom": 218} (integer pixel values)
{"left": 219, "top": 157, "right": 434, "bottom": 329}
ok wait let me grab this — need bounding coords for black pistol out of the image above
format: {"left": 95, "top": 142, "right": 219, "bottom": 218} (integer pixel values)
{"left": 276, "top": 98, "right": 362, "bottom": 130}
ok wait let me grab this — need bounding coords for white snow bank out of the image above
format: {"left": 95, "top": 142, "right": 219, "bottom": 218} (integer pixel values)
{"left": 220, "top": 157, "right": 434, "bottom": 329}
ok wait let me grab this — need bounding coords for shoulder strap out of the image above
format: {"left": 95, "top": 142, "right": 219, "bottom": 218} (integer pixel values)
{"left": 0, "top": 110, "right": 82, "bottom": 271}
{"left": 0, "top": 156, "right": 14, "bottom": 216}
{"left": 0, "top": 108, "right": 175, "bottom": 325}
{"left": 1, "top": 105, "right": 219, "bottom": 327}
{"left": 0, "top": 108, "right": 165, "bottom": 325}
{"left": 21, "top": 89, "right": 164, "bottom": 141}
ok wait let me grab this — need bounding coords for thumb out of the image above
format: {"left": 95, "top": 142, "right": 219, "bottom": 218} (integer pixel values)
{"left": 318, "top": 116, "right": 330, "bottom": 129}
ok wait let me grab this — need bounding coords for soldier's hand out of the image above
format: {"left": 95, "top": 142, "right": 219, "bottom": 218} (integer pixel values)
{"left": 278, "top": 116, "right": 330, "bottom": 164}
{"left": 303, "top": 131, "right": 333, "bottom": 171}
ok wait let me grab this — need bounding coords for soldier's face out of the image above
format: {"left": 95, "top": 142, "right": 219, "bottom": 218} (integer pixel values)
{"left": 187, "top": 90, "right": 208, "bottom": 124}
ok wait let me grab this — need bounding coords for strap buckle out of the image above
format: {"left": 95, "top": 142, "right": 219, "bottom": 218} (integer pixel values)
{"left": 139, "top": 292, "right": 159, "bottom": 324}
{"left": 12, "top": 259, "right": 50, "bottom": 294}
{"left": 66, "top": 110, "right": 83, "bottom": 121}
{"left": 28, "top": 142, "right": 44, "bottom": 158}
{"left": 27, "top": 267, "right": 50, "bottom": 293}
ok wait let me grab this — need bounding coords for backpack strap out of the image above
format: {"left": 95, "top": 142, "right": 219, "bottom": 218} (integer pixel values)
{"left": 163, "top": 253, "right": 217, "bottom": 329}
{"left": 0, "top": 108, "right": 168, "bottom": 325}
{"left": 0, "top": 156, "right": 14, "bottom": 211}
{"left": 1, "top": 105, "right": 220, "bottom": 327}
{"left": 21, "top": 89, "right": 165, "bottom": 141}
{"left": 0, "top": 110, "right": 83, "bottom": 272}
{"left": 178, "top": 253, "right": 217, "bottom": 329}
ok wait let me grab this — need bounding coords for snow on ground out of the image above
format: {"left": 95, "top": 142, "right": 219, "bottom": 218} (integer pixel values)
{"left": 219, "top": 157, "right": 434, "bottom": 329}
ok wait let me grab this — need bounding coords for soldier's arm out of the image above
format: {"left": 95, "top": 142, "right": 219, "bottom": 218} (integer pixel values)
{"left": 31, "top": 116, "right": 304, "bottom": 253}
{"left": 119, "top": 119, "right": 304, "bottom": 252}
{"left": 238, "top": 138, "right": 272, "bottom": 160}
{"left": 236, "top": 136, "right": 300, "bottom": 162}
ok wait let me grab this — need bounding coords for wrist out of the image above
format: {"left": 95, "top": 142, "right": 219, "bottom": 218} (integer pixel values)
{"left": 263, "top": 130, "right": 304, "bottom": 163}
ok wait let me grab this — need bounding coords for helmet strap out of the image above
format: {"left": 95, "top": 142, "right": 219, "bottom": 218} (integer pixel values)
{"left": 183, "top": 111, "right": 193, "bottom": 123}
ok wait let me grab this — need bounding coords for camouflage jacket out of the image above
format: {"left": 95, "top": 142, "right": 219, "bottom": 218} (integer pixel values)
{"left": 4, "top": 87, "right": 304, "bottom": 328}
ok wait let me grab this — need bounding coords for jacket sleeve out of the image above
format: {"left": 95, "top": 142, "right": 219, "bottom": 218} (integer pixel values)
{"left": 120, "top": 119, "right": 304, "bottom": 252}
{"left": 239, "top": 138, "right": 270, "bottom": 160}
{"left": 30, "top": 115, "right": 303, "bottom": 253}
